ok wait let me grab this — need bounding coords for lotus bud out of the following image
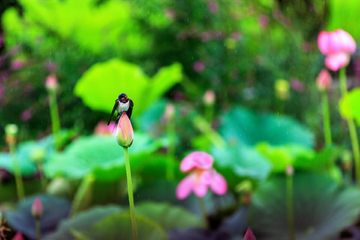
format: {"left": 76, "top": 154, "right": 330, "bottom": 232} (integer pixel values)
{"left": 203, "top": 90, "right": 215, "bottom": 105}
{"left": 45, "top": 74, "right": 58, "bottom": 91}
{"left": 286, "top": 165, "right": 294, "bottom": 176}
{"left": 30, "top": 147, "right": 46, "bottom": 163}
{"left": 316, "top": 69, "right": 332, "bottom": 91}
{"left": 274, "top": 79, "right": 290, "bottom": 100}
{"left": 244, "top": 227, "right": 256, "bottom": 240}
{"left": 5, "top": 124, "right": 18, "bottom": 145}
{"left": 31, "top": 198, "right": 43, "bottom": 220}
{"left": 164, "top": 103, "right": 175, "bottom": 122}
{"left": 116, "top": 112, "right": 134, "bottom": 148}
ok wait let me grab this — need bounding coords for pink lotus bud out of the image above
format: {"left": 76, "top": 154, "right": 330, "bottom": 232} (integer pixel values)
{"left": 12, "top": 232, "right": 24, "bottom": 240}
{"left": 318, "top": 29, "right": 356, "bottom": 55}
{"left": 11, "top": 59, "right": 24, "bottom": 70}
{"left": 244, "top": 227, "right": 256, "bottom": 240}
{"left": 316, "top": 69, "right": 332, "bottom": 91}
{"left": 286, "top": 165, "right": 294, "bottom": 176}
{"left": 31, "top": 198, "right": 43, "bottom": 220}
{"left": 193, "top": 61, "right": 205, "bottom": 73}
{"left": 203, "top": 90, "right": 215, "bottom": 105}
{"left": 116, "top": 112, "right": 134, "bottom": 148}
{"left": 45, "top": 74, "right": 58, "bottom": 91}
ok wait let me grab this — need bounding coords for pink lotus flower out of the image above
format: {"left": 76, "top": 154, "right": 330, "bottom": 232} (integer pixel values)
{"left": 45, "top": 74, "right": 58, "bottom": 91}
{"left": 12, "top": 232, "right": 24, "bottom": 240}
{"left": 318, "top": 29, "right": 356, "bottom": 71}
{"left": 316, "top": 69, "right": 332, "bottom": 91}
{"left": 244, "top": 227, "right": 256, "bottom": 240}
{"left": 116, "top": 112, "right": 134, "bottom": 148}
{"left": 21, "top": 109, "right": 32, "bottom": 122}
{"left": 176, "top": 151, "right": 227, "bottom": 199}
{"left": 94, "top": 121, "right": 116, "bottom": 136}
{"left": 193, "top": 61, "right": 205, "bottom": 73}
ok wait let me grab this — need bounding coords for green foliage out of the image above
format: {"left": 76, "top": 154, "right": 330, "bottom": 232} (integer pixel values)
{"left": 339, "top": 88, "right": 360, "bottom": 125}
{"left": 327, "top": 0, "right": 360, "bottom": 41}
{"left": 248, "top": 173, "right": 360, "bottom": 240}
{"left": 211, "top": 144, "right": 272, "bottom": 186}
{"left": 74, "top": 212, "right": 168, "bottom": 240}
{"left": 220, "top": 107, "right": 315, "bottom": 148}
{"left": 74, "top": 59, "right": 182, "bottom": 116}
{"left": 44, "top": 134, "right": 160, "bottom": 181}
{"left": 0, "top": 135, "right": 54, "bottom": 176}
{"left": 43, "top": 205, "right": 123, "bottom": 240}
{"left": 256, "top": 143, "right": 343, "bottom": 173}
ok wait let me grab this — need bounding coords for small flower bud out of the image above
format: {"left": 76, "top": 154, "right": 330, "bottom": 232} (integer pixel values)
{"left": 5, "top": 124, "right": 18, "bottom": 145}
{"left": 45, "top": 74, "right": 58, "bottom": 91}
{"left": 31, "top": 198, "right": 43, "bottom": 220}
{"left": 316, "top": 69, "right": 332, "bottom": 91}
{"left": 203, "top": 90, "right": 215, "bottom": 105}
{"left": 274, "top": 79, "right": 290, "bottom": 100}
{"left": 30, "top": 147, "right": 46, "bottom": 163}
{"left": 164, "top": 103, "right": 175, "bottom": 121}
{"left": 116, "top": 112, "right": 134, "bottom": 148}
{"left": 12, "top": 232, "right": 24, "bottom": 240}
{"left": 244, "top": 227, "right": 256, "bottom": 240}
{"left": 286, "top": 165, "right": 294, "bottom": 176}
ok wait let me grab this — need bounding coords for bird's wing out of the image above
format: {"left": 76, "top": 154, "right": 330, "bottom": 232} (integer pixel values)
{"left": 107, "top": 99, "right": 119, "bottom": 125}
{"left": 126, "top": 99, "right": 134, "bottom": 119}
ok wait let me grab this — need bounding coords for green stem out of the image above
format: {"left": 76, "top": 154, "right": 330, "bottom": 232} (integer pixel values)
{"left": 339, "top": 67, "right": 360, "bottom": 187}
{"left": 123, "top": 147, "right": 139, "bottom": 240}
{"left": 166, "top": 117, "right": 175, "bottom": 180}
{"left": 286, "top": 174, "right": 295, "bottom": 240}
{"left": 9, "top": 143, "right": 25, "bottom": 200}
{"left": 198, "top": 197, "right": 209, "bottom": 228}
{"left": 36, "top": 220, "right": 41, "bottom": 240}
{"left": 70, "top": 174, "right": 95, "bottom": 217}
{"left": 48, "top": 90, "right": 61, "bottom": 150}
{"left": 321, "top": 91, "right": 332, "bottom": 147}
{"left": 37, "top": 162, "right": 47, "bottom": 191}
{"left": 205, "top": 104, "right": 214, "bottom": 124}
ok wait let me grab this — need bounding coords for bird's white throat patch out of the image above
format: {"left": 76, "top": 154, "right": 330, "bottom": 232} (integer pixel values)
{"left": 117, "top": 101, "right": 130, "bottom": 112}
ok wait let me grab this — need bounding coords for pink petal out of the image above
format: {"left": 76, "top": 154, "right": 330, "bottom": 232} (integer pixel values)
{"left": 176, "top": 175, "right": 194, "bottom": 200}
{"left": 12, "top": 232, "right": 24, "bottom": 240}
{"left": 325, "top": 53, "right": 349, "bottom": 71}
{"left": 318, "top": 31, "right": 334, "bottom": 55}
{"left": 209, "top": 170, "right": 227, "bottom": 195}
{"left": 335, "top": 29, "right": 356, "bottom": 53}
{"left": 180, "top": 151, "right": 214, "bottom": 172}
{"left": 244, "top": 227, "right": 256, "bottom": 240}
{"left": 193, "top": 180, "right": 208, "bottom": 198}
{"left": 199, "top": 170, "right": 213, "bottom": 185}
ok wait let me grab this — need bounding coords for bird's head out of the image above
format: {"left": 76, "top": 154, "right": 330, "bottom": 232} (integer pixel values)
{"left": 118, "top": 93, "right": 129, "bottom": 103}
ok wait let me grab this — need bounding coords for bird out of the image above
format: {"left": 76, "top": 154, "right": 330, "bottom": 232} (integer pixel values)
{"left": 107, "top": 93, "right": 134, "bottom": 125}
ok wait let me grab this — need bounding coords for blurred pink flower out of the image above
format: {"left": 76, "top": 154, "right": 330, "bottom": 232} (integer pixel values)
{"left": 290, "top": 79, "right": 304, "bottom": 92}
{"left": 21, "top": 109, "right": 32, "bottom": 122}
{"left": 164, "top": 8, "right": 176, "bottom": 20}
{"left": 244, "top": 227, "right": 256, "bottom": 240}
{"left": 94, "top": 121, "right": 116, "bottom": 136}
{"left": 176, "top": 151, "right": 227, "bottom": 199}
{"left": 208, "top": 1, "right": 219, "bottom": 13}
{"left": 193, "top": 61, "right": 205, "bottom": 73}
{"left": 316, "top": 69, "right": 332, "bottom": 91}
{"left": 201, "top": 32, "right": 212, "bottom": 42}
{"left": 45, "top": 74, "right": 58, "bottom": 91}
{"left": 317, "top": 29, "right": 356, "bottom": 71}
{"left": 0, "top": 85, "right": 3, "bottom": 99}
{"left": 258, "top": 14, "right": 269, "bottom": 28}
{"left": 230, "top": 31, "right": 242, "bottom": 41}
{"left": 180, "top": 151, "right": 214, "bottom": 172}
{"left": 12, "top": 232, "right": 24, "bottom": 240}
{"left": 11, "top": 59, "right": 24, "bottom": 70}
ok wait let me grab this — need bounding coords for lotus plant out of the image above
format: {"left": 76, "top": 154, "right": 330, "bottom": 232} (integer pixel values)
{"left": 316, "top": 69, "right": 333, "bottom": 146}
{"left": 117, "top": 112, "right": 138, "bottom": 240}
{"left": 318, "top": 29, "right": 360, "bottom": 187}
{"left": 32, "top": 198, "right": 43, "bottom": 240}
{"left": 176, "top": 151, "right": 227, "bottom": 224}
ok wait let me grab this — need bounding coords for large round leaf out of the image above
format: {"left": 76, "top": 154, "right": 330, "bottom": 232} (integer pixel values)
{"left": 220, "top": 107, "right": 315, "bottom": 148}
{"left": 211, "top": 144, "right": 272, "bottom": 184}
{"left": 74, "top": 59, "right": 182, "bottom": 116}
{"left": 44, "top": 133, "right": 159, "bottom": 181}
{"left": 6, "top": 194, "right": 71, "bottom": 239}
{"left": 76, "top": 213, "right": 167, "bottom": 240}
{"left": 136, "top": 202, "right": 205, "bottom": 231}
{"left": 248, "top": 173, "right": 360, "bottom": 240}
{"left": 43, "top": 206, "right": 123, "bottom": 240}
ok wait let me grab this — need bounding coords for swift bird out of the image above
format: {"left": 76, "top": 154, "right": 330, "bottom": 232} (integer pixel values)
{"left": 107, "top": 93, "right": 134, "bottom": 125}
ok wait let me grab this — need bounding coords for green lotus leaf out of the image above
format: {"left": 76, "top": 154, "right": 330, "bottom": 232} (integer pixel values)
{"left": 44, "top": 133, "right": 159, "bottom": 181}
{"left": 220, "top": 107, "right": 315, "bottom": 148}
{"left": 248, "top": 173, "right": 360, "bottom": 240}
{"left": 74, "top": 59, "right": 182, "bottom": 117}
